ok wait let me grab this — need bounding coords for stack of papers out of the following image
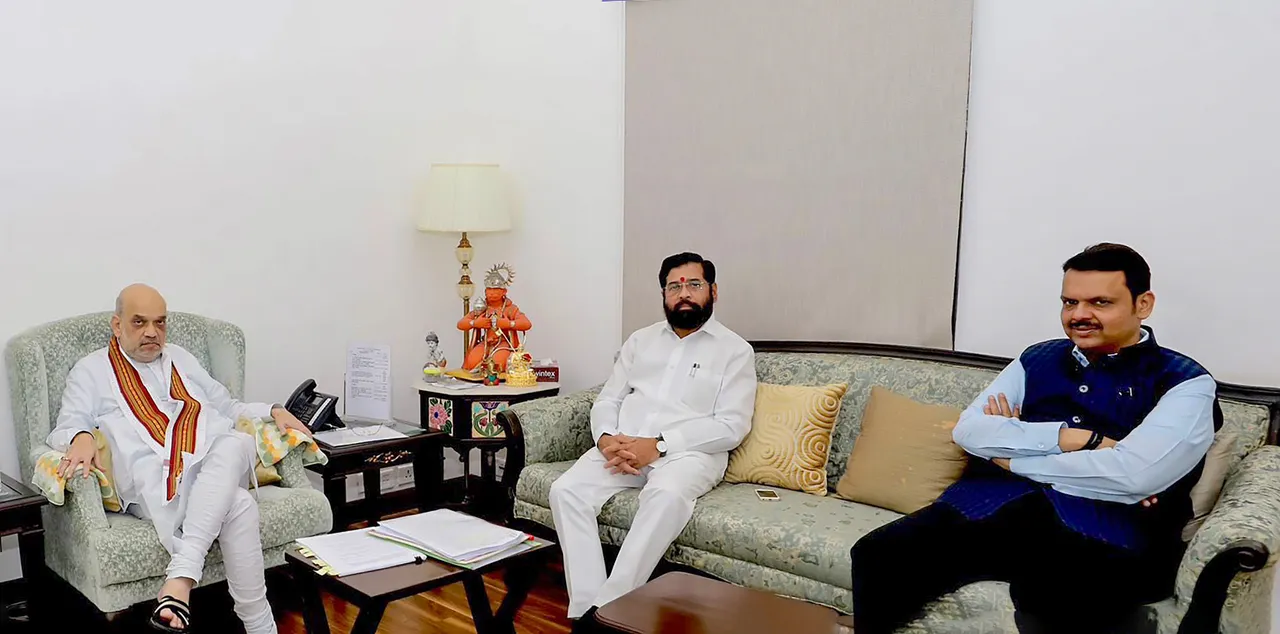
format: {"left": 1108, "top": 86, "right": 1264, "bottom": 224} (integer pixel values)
{"left": 295, "top": 528, "right": 421, "bottom": 576}
{"left": 370, "top": 509, "right": 534, "bottom": 568}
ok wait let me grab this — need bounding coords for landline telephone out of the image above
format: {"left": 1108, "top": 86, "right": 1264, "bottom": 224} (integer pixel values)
{"left": 285, "top": 379, "right": 344, "bottom": 432}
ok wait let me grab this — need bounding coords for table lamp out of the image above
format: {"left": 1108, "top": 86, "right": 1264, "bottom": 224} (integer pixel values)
{"left": 416, "top": 164, "right": 512, "bottom": 356}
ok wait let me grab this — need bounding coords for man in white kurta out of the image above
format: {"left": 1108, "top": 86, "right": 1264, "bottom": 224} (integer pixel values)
{"left": 48, "top": 284, "right": 312, "bottom": 633}
{"left": 549, "top": 253, "right": 758, "bottom": 622}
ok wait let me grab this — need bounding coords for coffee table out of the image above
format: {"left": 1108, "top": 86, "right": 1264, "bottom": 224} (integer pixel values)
{"left": 287, "top": 533, "right": 555, "bottom": 634}
{"left": 592, "top": 572, "right": 840, "bottom": 634}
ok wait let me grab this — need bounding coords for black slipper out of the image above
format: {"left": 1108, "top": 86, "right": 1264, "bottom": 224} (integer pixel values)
{"left": 148, "top": 595, "right": 191, "bottom": 632}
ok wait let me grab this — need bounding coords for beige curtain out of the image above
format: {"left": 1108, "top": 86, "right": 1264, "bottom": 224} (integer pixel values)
{"left": 622, "top": 0, "right": 973, "bottom": 348}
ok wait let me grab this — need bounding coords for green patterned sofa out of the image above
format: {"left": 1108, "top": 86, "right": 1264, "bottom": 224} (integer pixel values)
{"left": 4, "top": 311, "right": 333, "bottom": 615}
{"left": 505, "top": 342, "right": 1280, "bottom": 634}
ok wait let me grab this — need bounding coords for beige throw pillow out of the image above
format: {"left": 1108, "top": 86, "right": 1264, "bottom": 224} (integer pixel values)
{"left": 1182, "top": 434, "right": 1233, "bottom": 541}
{"left": 834, "top": 386, "right": 968, "bottom": 514}
{"left": 724, "top": 382, "right": 848, "bottom": 495}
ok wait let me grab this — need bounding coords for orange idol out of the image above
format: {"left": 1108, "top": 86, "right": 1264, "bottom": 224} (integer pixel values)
{"left": 456, "top": 263, "right": 531, "bottom": 372}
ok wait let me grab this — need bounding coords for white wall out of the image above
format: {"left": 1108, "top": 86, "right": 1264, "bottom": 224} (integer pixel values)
{"left": 957, "top": 1, "right": 1280, "bottom": 389}
{"left": 0, "top": 0, "right": 623, "bottom": 580}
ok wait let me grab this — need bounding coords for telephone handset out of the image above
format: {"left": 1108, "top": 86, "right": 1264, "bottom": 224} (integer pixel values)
{"left": 285, "top": 379, "right": 344, "bottom": 432}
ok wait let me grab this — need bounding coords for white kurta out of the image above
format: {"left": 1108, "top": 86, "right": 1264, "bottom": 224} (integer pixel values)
{"left": 48, "top": 343, "right": 274, "bottom": 553}
{"left": 552, "top": 317, "right": 758, "bottom": 616}
{"left": 589, "top": 317, "right": 759, "bottom": 466}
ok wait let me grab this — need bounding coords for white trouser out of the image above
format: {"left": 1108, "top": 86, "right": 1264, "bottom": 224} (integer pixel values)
{"left": 548, "top": 448, "right": 723, "bottom": 618}
{"left": 164, "top": 432, "right": 275, "bottom": 634}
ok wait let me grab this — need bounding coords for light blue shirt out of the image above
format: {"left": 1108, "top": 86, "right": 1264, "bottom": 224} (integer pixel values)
{"left": 950, "top": 332, "right": 1217, "bottom": 504}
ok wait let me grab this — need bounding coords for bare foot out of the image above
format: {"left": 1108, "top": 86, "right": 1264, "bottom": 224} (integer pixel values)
{"left": 156, "top": 577, "right": 195, "bottom": 630}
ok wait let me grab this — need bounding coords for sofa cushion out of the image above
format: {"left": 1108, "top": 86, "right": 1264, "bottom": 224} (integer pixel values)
{"left": 93, "top": 484, "right": 331, "bottom": 586}
{"left": 679, "top": 482, "right": 901, "bottom": 589}
{"left": 753, "top": 352, "right": 999, "bottom": 488}
{"left": 518, "top": 461, "right": 902, "bottom": 590}
{"left": 724, "top": 382, "right": 848, "bottom": 495}
{"left": 835, "top": 386, "right": 967, "bottom": 514}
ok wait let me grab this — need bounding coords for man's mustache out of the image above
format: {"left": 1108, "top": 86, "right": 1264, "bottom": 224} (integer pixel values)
{"left": 1069, "top": 321, "right": 1100, "bottom": 329}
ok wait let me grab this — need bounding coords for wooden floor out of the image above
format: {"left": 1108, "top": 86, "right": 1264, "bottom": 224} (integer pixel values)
{"left": 272, "top": 563, "right": 573, "bottom": 634}
{"left": 30, "top": 559, "right": 576, "bottom": 634}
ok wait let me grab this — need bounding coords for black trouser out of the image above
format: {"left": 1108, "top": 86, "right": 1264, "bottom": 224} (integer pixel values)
{"left": 850, "top": 493, "right": 1180, "bottom": 634}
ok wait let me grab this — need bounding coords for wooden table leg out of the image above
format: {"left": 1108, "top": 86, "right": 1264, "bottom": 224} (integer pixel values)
{"left": 362, "top": 470, "right": 382, "bottom": 526}
{"left": 17, "top": 527, "right": 45, "bottom": 626}
{"left": 322, "top": 473, "right": 348, "bottom": 531}
{"left": 350, "top": 601, "right": 387, "bottom": 634}
{"left": 463, "top": 573, "right": 512, "bottom": 634}
{"left": 495, "top": 556, "right": 541, "bottom": 624}
{"left": 414, "top": 441, "right": 444, "bottom": 513}
{"left": 293, "top": 564, "right": 332, "bottom": 634}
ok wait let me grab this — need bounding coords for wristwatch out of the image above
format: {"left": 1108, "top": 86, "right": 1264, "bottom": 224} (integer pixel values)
{"left": 656, "top": 434, "right": 668, "bottom": 457}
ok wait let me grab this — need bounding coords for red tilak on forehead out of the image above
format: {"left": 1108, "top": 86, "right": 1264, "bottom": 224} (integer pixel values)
{"left": 680, "top": 276, "right": 686, "bottom": 283}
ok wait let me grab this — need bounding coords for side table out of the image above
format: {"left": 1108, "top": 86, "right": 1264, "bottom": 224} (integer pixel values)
{"left": 307, "top": 419, "right": 446, "bottom": 530}
{"left": 415, "top": 380, "right": 560, "bottom": 519}
{"left": 0, "top": 472, "right": 48, "bottom": 628}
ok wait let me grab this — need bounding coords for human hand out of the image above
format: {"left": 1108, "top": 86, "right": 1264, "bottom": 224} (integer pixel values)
{"left": 599, "top": 435, "right": 643, "bottom": 475}
{"left": 984, "top": 394, "right": 1021, "bottom": 419}
{"left": 597, "top": 433, "right": 627, "bottom": 454}
{"left": 60, "top": 431, "right": 101, "bottom": 480}
{"left": 472, "top": 317, "right": 492, "bottom": 330}
{"left": 1140, "top": 495, "right": 1158, "bottom": 508}
{"left": 992, "top": 457, "right": 1011, "bottom": 470}
{"left": 272, "top": 406, "right": 314, "bottom": 438}
{"left": 613, "top": 438, "right": 660, "bottom": 471}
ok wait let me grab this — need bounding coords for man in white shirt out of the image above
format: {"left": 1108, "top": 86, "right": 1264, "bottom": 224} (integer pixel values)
{"left": 50, "top": 284, "right": 313, "bottom": 634}
{"left": 549, "top": 252, "right": 758, "bottom": 625}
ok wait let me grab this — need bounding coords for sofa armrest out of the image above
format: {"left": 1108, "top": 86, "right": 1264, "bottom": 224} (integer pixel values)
{"left": 275, "top": 449, "right": 313, "bottom": 489}
{"left": 1174, "top": 445, "right": 1280, "bottom": 634}
{"left": 26, "top": 441, "right": 110, "bottom": 534}
{"left": 58, "top": 465, "right": 112, "bottom": 533}
{"left": 507, "top": 387, "right": 600, "bottom": 466}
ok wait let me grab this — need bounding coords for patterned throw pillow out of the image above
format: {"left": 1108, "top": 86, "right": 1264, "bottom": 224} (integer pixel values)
{"left": 724, "top": 382, "right": 849, "bottom": 495}
{"left": 235, "top": 417, "right": 283, "bottom": 486}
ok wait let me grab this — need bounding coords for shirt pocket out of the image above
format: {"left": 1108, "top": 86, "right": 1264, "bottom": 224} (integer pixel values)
{"left": 681, "top": 371, "right": 724, "bottom": 413}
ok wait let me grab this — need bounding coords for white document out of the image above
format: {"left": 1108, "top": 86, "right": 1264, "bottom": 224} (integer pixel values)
{"left": 345, "top": 343, "right": 392, "bottom": 421}
{"left": 295, "top": 527, "right": 419, "bottom": 576}
{"left": 377, "top": 509, "right": 529, "bottom": 562}
{"left": 313, "top": 425, "right": 407, "bottom": 447}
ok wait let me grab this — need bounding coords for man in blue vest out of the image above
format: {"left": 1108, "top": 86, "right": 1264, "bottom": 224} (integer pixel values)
{"left": 851, "top": 243, "right": 1219, "bottom": 634}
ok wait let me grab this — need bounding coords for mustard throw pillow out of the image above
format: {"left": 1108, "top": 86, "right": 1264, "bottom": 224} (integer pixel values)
{"left": 834, "top": 386, "right": 968, "bottom": 514}
{"left": 91, "top": 429, "right": 124, "bottom": 512}
{"left": 724, "top": 382, "right": 848, "bottom": 495}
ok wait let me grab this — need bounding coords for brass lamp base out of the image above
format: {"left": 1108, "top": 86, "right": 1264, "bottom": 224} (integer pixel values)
{"left": 456, "top": 232, "right": 476, "bottom": 359}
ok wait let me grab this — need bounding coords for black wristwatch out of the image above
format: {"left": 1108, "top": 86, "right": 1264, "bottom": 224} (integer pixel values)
{"left": 1083, "top": 430, "right": 1103, "bottom": 451}
{"left": 656, "top": 434, "right": 669, "bottom": 457}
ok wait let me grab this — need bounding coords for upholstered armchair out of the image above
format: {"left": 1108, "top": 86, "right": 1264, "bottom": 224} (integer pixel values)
{"left": 4, "top": 311, "right": 332, "bottom": 615}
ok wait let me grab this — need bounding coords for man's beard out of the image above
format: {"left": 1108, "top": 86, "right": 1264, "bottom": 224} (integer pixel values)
{"left": 664, "top": 298, "right": 713, "bottom": 330}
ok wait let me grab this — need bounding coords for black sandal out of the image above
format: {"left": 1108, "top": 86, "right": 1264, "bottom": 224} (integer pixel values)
{"left": 148, "top": 595, "right": 191, "bottom": 632}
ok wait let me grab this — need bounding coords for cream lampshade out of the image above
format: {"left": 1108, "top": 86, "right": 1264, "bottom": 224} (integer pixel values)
{"left": 416, "top": 164, "right": 512, "bottom": 356}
